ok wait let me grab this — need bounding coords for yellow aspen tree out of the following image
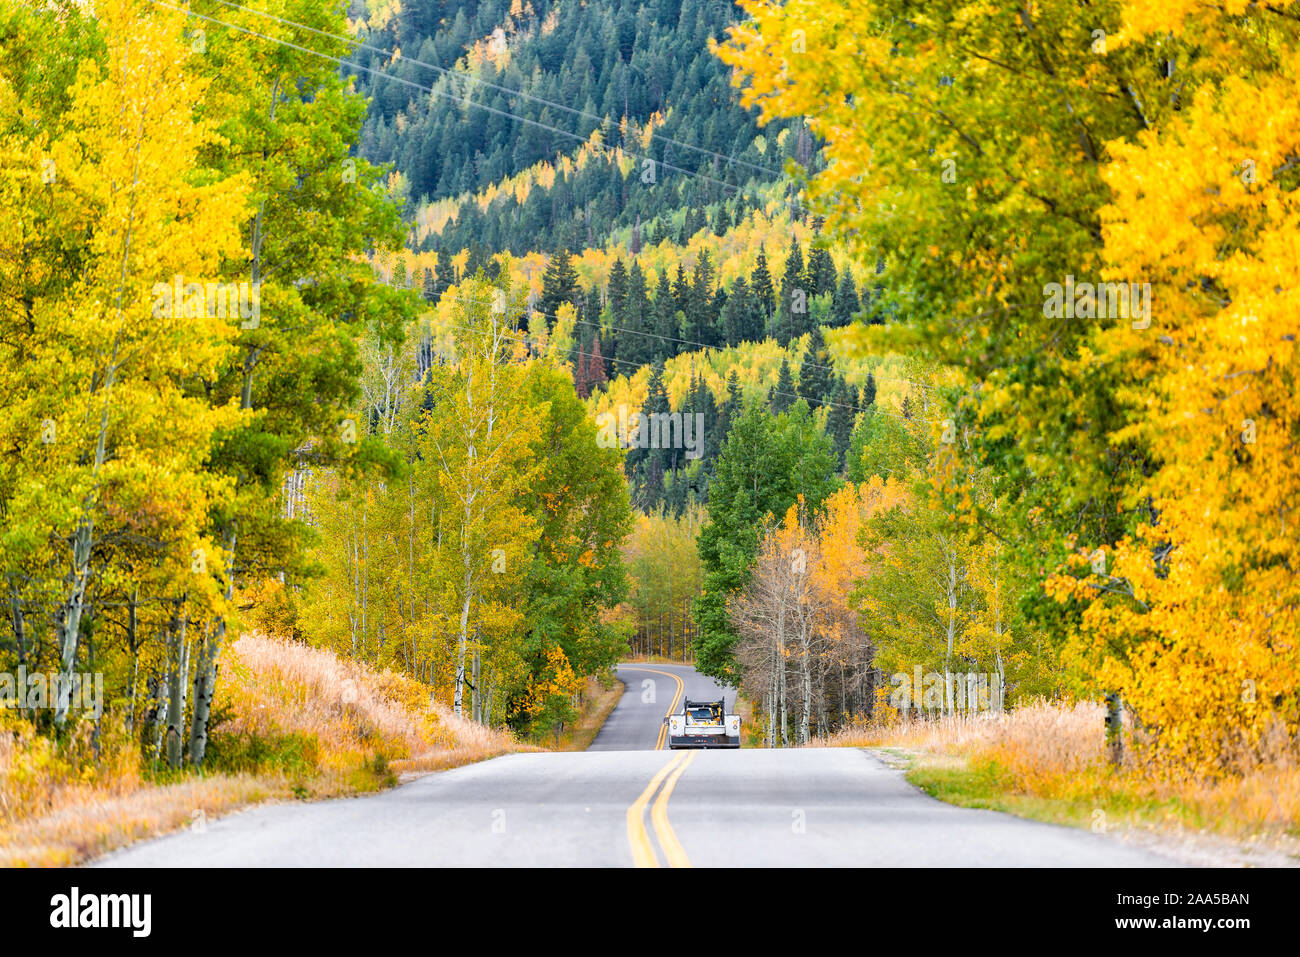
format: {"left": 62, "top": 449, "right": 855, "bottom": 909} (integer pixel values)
{"left": 20, "top": 0, "right": 248, "bottom": 725}
{"left": 1049, "top": 2, "right": 1300, "bottom": 771}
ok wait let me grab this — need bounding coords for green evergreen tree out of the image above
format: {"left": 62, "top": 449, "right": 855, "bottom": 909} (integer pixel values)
{"left": 825, "top": 376, "right": 854, "bottom": 468}
{"left": 833, "top": 269, "right": 860, "bottom": 326}
{"left": 721, "top": 275, "right": 752, "bottom": 348}
{"left": 797, "top": 325, "right": 832, "bottom": 409}
{"left": 683, "top": 249, "right": 716, "bottom": 349}
{"left": 770, "top": 357, "right": 795, "bottom": 414}
{"left": 540, "top": 246, "right": 581, "bottom": 320}
{"left": 751, "top": 244, "right": 775, "bottom": 320}
{"left": 807, "top": 245, "right": 837, "bottom": 296}
{"left": 652, "top": 268, "right": 679, "bottom": 362}
{"left": 618, "top": 259, "right": 652, "bottom": 368}
{"left": 712, "top": 203, "right": 731, "bottom": 236}
{"left": 861, "top": 371, "right": 877, "bottom": 409}
{"left": 434, "top": 247, "right": 455, "bottom": 297}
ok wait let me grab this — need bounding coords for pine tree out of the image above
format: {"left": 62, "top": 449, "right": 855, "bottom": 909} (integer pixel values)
{"left": 672, "top": 262, "right": 690, "bottom": 316}
{"left": 683, "top": 249, "right": 716, "bottom": 349}
{"left": 607, "top": 257, "right": 629, "bottom": 319}
{"left": 797, "top": 325, "right": 832, "bottom": 409}
{"left": 540, "top": 246, "right": 581, "bottom": 319}
{"left": 751, "top": 245, "right": 775, "bottom": 319}
{"left": 716, "top": 369, "right": 743, "bottom": 448}
{"left": 722, "top": 275, "right": 752, "bottom": 347}
{"left": 775, "top": 276, "right": 815, "bottom": 346}
{"left": 573, "top": 343, "right": 590, "bottom": 398}
{"left": 652, "top": 268, "right": 679, "bottom": 362}
{"left": 781, "top": 234, "right": 806, "bottom": 297}
{"left": 825, "top": 376, "right": 854, "bottom": 468}
{"left": 587, "top": 336, "right": 608, "bottom": 392}
{"left": 618, "top": 259, "right": 652, "bottom": 368}
{"left": 770, "top": 357, "right": 795, "bottom": 414}
{"left": 833, "top": 269, "right": 860, "bottom": 326}
{"left": 434, "top": 247, "right": 455, "bottom": 297}
{"left": 692, "top": 368, "right": 722, "bottom": 467}
{"left": 713, "top": 203, "right": 731, "bottom": 236}
{"left": 862, "top": 372, "right": 877, "bottom": 409}
{"left": 807, "top": 245, "right": 836, "bottom": 296}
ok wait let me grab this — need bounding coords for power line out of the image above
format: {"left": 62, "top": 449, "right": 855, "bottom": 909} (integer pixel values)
{"left": 145, "top": 2, "right": 941, "bottom": 417}
{"left": 204, "top": 0, "right": 786, "bottom": 181}
{"left": 148, "top": 0, "right": 789, "bottom": 209}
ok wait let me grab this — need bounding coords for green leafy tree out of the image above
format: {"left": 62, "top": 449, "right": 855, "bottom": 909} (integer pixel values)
{"left": 693, "top": 402, "right": 837, "bottom": 683}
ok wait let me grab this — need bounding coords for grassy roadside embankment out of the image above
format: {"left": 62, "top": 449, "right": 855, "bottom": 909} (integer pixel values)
{"left": 551, "top": 672, "right": 625, "bottom": 751}
{"left": 810, "top": 701, "right": 1300, "bottom": 866}
{"left": 0, "top": 633, "right": 523, "bottom": 866}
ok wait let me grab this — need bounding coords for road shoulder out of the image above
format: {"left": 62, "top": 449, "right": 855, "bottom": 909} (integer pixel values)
{"left": 869, "top": 746, "right": 1300, "bottom": 868}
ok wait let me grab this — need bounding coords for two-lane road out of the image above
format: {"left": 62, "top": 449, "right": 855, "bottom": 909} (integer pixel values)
{"left": 97, "top": 663, "right": 1177, "bottom": 867}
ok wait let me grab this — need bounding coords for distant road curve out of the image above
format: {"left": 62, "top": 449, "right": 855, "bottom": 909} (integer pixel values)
{"left": 588, "top": 662, "right": 732, "bottom": 751}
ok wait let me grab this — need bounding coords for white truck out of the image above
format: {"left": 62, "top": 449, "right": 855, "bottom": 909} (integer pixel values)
{"left": 666, "top": 697, "right": 741, "bottom": 749}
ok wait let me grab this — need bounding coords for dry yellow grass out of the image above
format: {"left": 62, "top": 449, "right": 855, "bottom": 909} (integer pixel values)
{"left": 0, "top": 633, "right": 521, "bottom": 867}
{"left": 219, "top": 633, "right": 519, "bottom": 780}
{"left": 812, "top": 700, "right": 1300, "bottom": 844}
{"left": 549, "top": 674, "right": 624, "bottom": 751}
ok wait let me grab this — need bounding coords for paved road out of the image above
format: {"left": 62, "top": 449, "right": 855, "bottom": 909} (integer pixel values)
{"left": 96, "top": 662, "right": 1178, "bottom": 867}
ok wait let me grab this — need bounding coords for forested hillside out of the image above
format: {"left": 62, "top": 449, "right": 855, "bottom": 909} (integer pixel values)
{"left": 351, "top": 0, "right": 810, "bottom": 253}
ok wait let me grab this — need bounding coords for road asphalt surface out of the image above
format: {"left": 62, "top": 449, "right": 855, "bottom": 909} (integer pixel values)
{"left": 96, "top": 662, "right": 1178, "bottom": 867}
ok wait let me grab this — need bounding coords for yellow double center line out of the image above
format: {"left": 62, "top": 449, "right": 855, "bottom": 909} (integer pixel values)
{"left": 625, "top": 666, "right": 693, "bottom": 866}
{"left": 635, "top": 666, "right": 684, "bottom": 750}
{"left": 626, "top": 750, "right": 696, "bottom": 867}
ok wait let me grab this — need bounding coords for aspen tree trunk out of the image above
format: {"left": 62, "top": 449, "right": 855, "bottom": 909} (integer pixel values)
{"left": 993, "top": 649, "right": 1005, "bottom": 711}
{"left": 778, "top": 657, "right": 788, "bottom": 747}
{"left": 165, "top": 602, "right": 189, "bottom": 769}
{"left": 775, "top": 582, "right": 787, "bottom": 746}
{"left": 360, "top": 489, "right": 369, "bottom": 656}
{"left": 471, "top": 635, "right": 481, "bottom": 723}
{"left": 54, "top": 50, "right": 163, "bottom": 724}
{"left": 188, "top": 621, "right": 216, "bottom": 765}
{"left": 150, "top": 673, "right": 165, "bottom": 760}
{"left": 454, "top": 563, "right": 472, "bottom": 717}
{"left": 8, "top": 579, "right": 26, "bottom": 669}
{"left": 944, "top": 551, "right": 958, "bottom": 716}
{"left": 990, "top": 593, "right": 1006, "bottom": 712}
{"left": 799, "top": 625, "right": 812, "bottom": 745}
{"left": 126, "top": 591, "right": 139, "bottom": 733}
{"left": 190, "top": 530, "right": 234, "bottom": 766}
{"left": 408, "top": 446, "right": 417, "bottom": 677}
{"left": 55, "top": 520, "right": 95, "bottom": 724}
{"left": 349, "top": 521, "right": 361, "bottom": 655}
{"left": 1105, "top": 693, "right": 1124, "bottom": 764}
